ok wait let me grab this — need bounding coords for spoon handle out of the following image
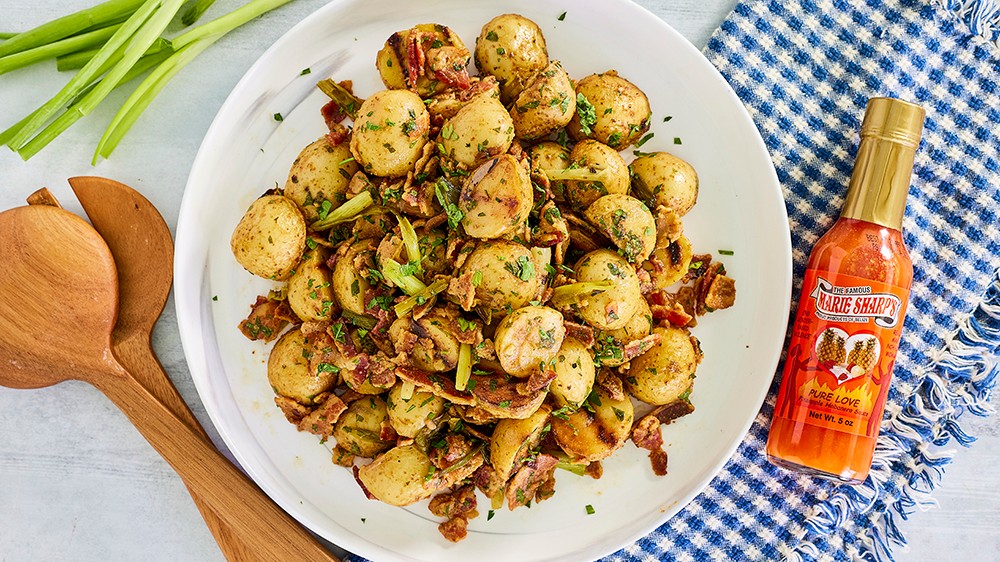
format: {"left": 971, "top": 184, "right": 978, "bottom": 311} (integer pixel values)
{"left": 93, "top": 362, "right": 340, "bottom": 562}
{"left": 113, "top": 334, "right": 280, "bottom": 562}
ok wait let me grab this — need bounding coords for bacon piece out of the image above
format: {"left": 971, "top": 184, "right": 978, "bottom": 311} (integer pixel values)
{"left": 631, "top": 414, "right": 668, "bottom": 476}
{"left": 447, "top": 271, "right": 477, "bottom": 312}
{"left": 438, "top": 515, "right": 469, "bottom": 542}
{"left": 621, "top": 333, "right": 663, "bottom": 364}
{"left": 274, "top": 395, "right": 311, "bottom": 425}
{"left": 239, "top": 295, "right": 294, "bottom": 341}
{"left": 430, "top": 484, "right": 478, "bottom": 519}
{"left": 704, "top": 274, "right": 736, "bottom": 311}
{"left": 585, "top": 461, "right": 603, "bottom": 479}
{"left": 649, "top": 449, "right": 669, "bottom": 476}
{"left": 695, "top": 262, "right": 726, "bottom": 315}
{"left": 430, "top": 434, "right": 474, "bottom": 469}
{"left": 297, "top": 394, "right": 348, "bottom": 438}
{"left": 654, "top": 205, "right": 684, "bottom": 249}
{"left": 406, "top": 32, "right": 430, "bottom": 88}
{"left": 505, "top": 454, "right": 558, "bottom": 509}
{"left": 516, "top": 367, "right": 557, "bottom": 396}
{"left": 596, "top": 371, "right": 626, "bottom": 402}
{"left": 650, "top": 399, "right": 695, "bottom": 425}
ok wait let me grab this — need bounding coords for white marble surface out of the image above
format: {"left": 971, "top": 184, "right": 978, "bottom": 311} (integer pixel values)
{"left": 0, "top": 0, "right": 996, "bottom": 560}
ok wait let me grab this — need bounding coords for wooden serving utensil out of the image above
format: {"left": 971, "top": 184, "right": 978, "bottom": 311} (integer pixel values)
{"left": 0, "top": 204, "right": 338, "bottom": 562}
{"left": 68, "top": 176, "right": 338, "bottom": 562}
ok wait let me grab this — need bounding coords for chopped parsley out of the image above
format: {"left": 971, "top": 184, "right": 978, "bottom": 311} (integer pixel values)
{"left": 558, "top": 11, "right": 567, "bottom": 21}
{"left": 273, "top": 112, "right": 283, "bottom": 122}
{"left": 718, "top": 249, "right": 735, "bottom": 255}
{"left": 585, "top": 504, "right": 595, "bottom": 515}
{"left": 504, "top": 255, "right": 535, "bottom": 281}
{"left": 575, "top": 93, "right": 597, "bottom": 136}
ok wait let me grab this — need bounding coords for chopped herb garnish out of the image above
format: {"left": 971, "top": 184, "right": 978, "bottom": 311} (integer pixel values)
{"left": 718, "top": 249, "right": 734, "bottom": 255}
{"left": 558, "top": 11, "right": 567, "bottom": 20}
{"left": 575, "top": 93, "right": 597, "bottom": 136}
{"left": 674, "top": 136, "right": 683, "bottom": 145}
{"left": 300, "top": 68, "right": 311, "bottom": 75}
{"left": 273, "top": 112, "right": 283, "bottom": 122}
{"left": 636, "top": 132, "right": 654, "bottom": 147}
{"left": 585, "top": 504, "right": 595, "bottom": 515}
{"left": 485, "top": 30, "right": 499, "bottom": 41}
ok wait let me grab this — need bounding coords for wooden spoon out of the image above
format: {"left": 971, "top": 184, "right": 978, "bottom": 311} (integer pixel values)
{"left": 68, "top": 176, "right": 338, "bottom": 562}
{"left": 0, "top": 204, "right": 337, "bottom": 562}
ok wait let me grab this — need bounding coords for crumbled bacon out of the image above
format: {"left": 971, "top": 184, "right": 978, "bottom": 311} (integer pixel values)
{"left": 704, "top": 274, "right": 737, "bottom": 311}
{"left": 596, "top": 371, "right": 626, "bottom": 402}
{"left": 649, "top": 449, "right": 669, "bottom": 476}
{"left": 320, "top": 99, "right": 348, "bottom": 130}
{"left": 447, "top": 271, "right": 477, "bottom": 311}
{"left": 379, "top": 419, "right": 399, "bottom": 443}
{"left": 505, "top": 453, "right": 558, "bottom": 509}
{"left": 297, "top": 394, "right": 348, "bottom": 438}
{"left": 274, "top": 395, "right": 310, "bottom": 425}
{"left": 650, "top": 399, "right": 695, "bottom": 425}
{"left": 430, "top": 434, "right": 474, "bottom": 469}
{"left": 430, "top": 484, "right": 478, "bottom": 519}
{"left": 621, "top": 333, "right": 663, "bottom": 364}
{"left": 516, "top": 367, "right": 557, "bottom": 396}
{"left": 654, "top": 205, "right": 684, "bottom": 248}
{"left": 437, "top": 515, "right": 469, "bottom": 543}
{"left": 239, "top": 295, "right": 295, "bottom": 341}
{"left": 632, "top": 415, "right": 668, "bottom": 476}
{"left": 585, "top": 461, "right": 603, "bottom": 479}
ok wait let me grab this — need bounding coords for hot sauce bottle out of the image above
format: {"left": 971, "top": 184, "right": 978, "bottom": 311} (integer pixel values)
{"left": 766, "top": 97, "right": 925, "bottom": 484}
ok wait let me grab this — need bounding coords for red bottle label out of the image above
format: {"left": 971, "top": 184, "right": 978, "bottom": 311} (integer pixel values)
{"left": 773, "top": 269, "right": 909, "bottom": 438}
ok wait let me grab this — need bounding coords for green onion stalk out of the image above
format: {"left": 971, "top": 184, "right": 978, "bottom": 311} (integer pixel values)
{"left": 454, "top": 342, "right": 473, "bottom": 392}
{"left": 310, "top": 190, "right": 375, "bottom": 231}
{"left": 549, "top": 280, "right": 615, "bottom": 308}
{"left": 0, "top": 0, "right": 146, "bottom": 58}
{"left": 0, "top": 24, "right": 123, "bottom": 76}
{"left": 393, "top": 278, "right": 448, "bottom": 317}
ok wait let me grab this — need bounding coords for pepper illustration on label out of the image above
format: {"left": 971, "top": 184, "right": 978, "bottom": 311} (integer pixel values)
{"left": 774, "top": 270, "right": 908, "bottom": 439}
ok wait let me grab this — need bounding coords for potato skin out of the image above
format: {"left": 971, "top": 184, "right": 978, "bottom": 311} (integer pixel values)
{"left": 551, "top": 386, "right": 633, "bottom": 462}
{"left": 284, "top": 137, "right": 359, "bottom": 222}
{"left": 529, "top": 141, "right": 571, "bottom": 201}
{"left": 333, "top": 396, "right": 393, "bottom": 458}
{"left": 440, "top": 92, "right": 514, "bottom": 170}
{"left": 647, "top": 235, "right": 693, "bottom": 289}
{"left": 357, "top": 445, "right": 435, "bottom": 506}
{"left": 565, "top": 140, "right": 630, "bottom": 211}
{"left": 267, "top": 328, "right": 336, "bottom": 405}
{"left": 332, "top": 239, "right": 375, "bottom": 316}
{"left": 630, "top": 151, "right": 699, "bottom": 216}
{"left": 625, "top": 326, "right": 702, "bottom": 405}
{"left": 475, "top": 14, "right": 548, "bottom": 103}
{"left": 459, "top": 240, "right": 542, "bottom": 318}
{"left": 567, "top": 71, "right": 652, "bottom": 148}
{"left": 231, "top": 195, "right": 305, "bottom": 281}
{"left": 510, "top": 60, "right": 575, "bottom": 141}
{"left": 459, "top": 155, "right": 532, "bottom": 239}
{"left": 286, "top": 249, "right": 337, "bottom": 322}
{"left": 386, "top": 384, "right": 446, "bottom": 438}
{"left": 350, "top": 89, "right": 430, "bottom": 177}
{"left": 572, "top": 249, "right": 643, "bottom": 330}
{"left": 494, "top": 305, "right": 566, "bottom": 377}
{"left": 584, "top": 194, "right": 657, "bottom": 263}
{"left": 549, "top": 337, "right": 596, "bottom": 407}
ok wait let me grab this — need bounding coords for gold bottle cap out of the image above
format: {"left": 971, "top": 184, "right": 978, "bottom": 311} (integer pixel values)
{"left": 841, "top": 97, "right": 926, "bottom": 229}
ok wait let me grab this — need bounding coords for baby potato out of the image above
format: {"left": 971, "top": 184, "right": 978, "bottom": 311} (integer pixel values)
{"left": 333, "top": 395, "right": 393, "bottom": 458}
{"left": 567, "top": 71, "right": 652, "bottom": 148}
{"left": 584, "top": 194, "right": 657, "bottom": 263}
{"left": 283, "top": 136, "right": 359, "bottom": 222}
{"left": 475, "top": 14, "right": 548, "bottom": 103}
{"left": 460, "top": 240, "right": 543, "bottom": 319}
{"left": 440, "top": 92, "right": 514, "bottom": 170}
{"left": 231, "top": 195, "right": 306, "bottom": 281}
{"left": 386, "top": 384, "right": 446, "bottom": 438}
{"left": 494, "top": 305, "right": 566, "bottom": 377}
{"left": 630, "top": 151, "right": 699, "bottom": 216}
{"left": 357, "top": 445, "right": 436, "bottom": 506}
{"left": 285, "top": 249, "right": 337, "bottom": 322}
{"left": 350, "top": 89, "right": 430, "bottom": 178}
{"left": 529, "top": 141, "right": 571, "bottom": 201}
{"left": 459, "top": 155, "right": 533, "bottom": 239}
{"left": 551, "top": 386, "right": 633, "bottom": 462}
{"left": 267, "top": 328, "right": 336, "bottom": 405}
{"left": 388, "top": 308, "right": 461, "bottom": 372}
{"left": 594, "top": 298, "right": 654, "bottom": 368}
{"left": 490, "top": 404, "right": 551, "bottom": 479}
{"left": 510, "top": 60, "right": 575, "bottom": 141}
{"left": 377, "top": 24, "right": 470, "bottom": 97}
{"left": 625, "top": 326, "right": 702, "bottom": 405}
{"left": 647, "top": 235, "right": 694, "bottom": 289}
{"left": 549, "top": 337, "right": 596, "bottom": 407}
{"left": 572, "top": 249, "right": 643, "bottom": 330}
{"left": 333, "top": 239, "right": 375, "bottom": 315}
{"left": 565, "top": 139, "right": 630, "bottom": 211}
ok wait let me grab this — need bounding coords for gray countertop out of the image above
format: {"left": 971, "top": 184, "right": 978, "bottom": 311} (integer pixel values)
{"left": 0, "top": 0, "right": 996, "bottom": 560}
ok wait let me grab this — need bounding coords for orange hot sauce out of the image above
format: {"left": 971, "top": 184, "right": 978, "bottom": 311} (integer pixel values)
{"left": 766, "top": 98, "right": 925, "bottom": 484}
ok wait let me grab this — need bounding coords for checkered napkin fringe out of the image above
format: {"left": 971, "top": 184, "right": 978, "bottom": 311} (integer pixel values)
{"left": 603, "top": 0, "right": 1000, "bottom": 560}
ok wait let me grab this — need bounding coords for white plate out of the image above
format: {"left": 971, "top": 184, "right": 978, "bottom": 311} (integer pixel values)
{"left": 175, "top": 0, "right": 791, "bottom": 560}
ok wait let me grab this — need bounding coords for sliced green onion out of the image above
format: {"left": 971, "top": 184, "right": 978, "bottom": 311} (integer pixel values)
{"left": 0, "top": 24, "right": 123, "bottom": 76}
{"left": 0, "top": 0, "right": 145, "bottom": 59}
{"left": 393, "top": 211, "right": 422, "bottom": 272}
{"left": 381, "top": 259, "right": 427, "bottom": 297}
{"left": 341, "top": 310, "right": 378, "bottom": 330}
{"left": 550, "top": 280, "right": 615, "bottom": 308}
{"left": 310, "top": 190, "right": 374, "bottom": 231}
{"left": 316, "top": 78, "right": 362, "bottom": 119}
{"left": 454, "top": 343, "right": 473, "bottom": 392}
{"left": 399, "top": 381, "right": 416, "bottom": 401}
{"left": 394, "top": 278, "right": 448, "bottom": 317}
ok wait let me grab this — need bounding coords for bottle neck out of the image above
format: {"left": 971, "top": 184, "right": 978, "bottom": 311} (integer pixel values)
{"left": 840, "top": 135, "right": 917, "bottom": 231}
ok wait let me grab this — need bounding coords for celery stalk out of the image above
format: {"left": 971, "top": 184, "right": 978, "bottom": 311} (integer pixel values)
{"left": 0, "top": 24, "right": 122, "bottom": 75}
{"left": 16, "top": 0, "right": 186, "bottom": 160}
{"left": 0, "top": 0, "right": 145, "bottom": 58}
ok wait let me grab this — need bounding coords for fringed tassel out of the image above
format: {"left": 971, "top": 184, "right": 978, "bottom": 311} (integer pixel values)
{"left": 789, "top": 270, "right": 1000, "bottom": 562}
{"left": 940, "top": 0, "right": 1000, "bottom": 47}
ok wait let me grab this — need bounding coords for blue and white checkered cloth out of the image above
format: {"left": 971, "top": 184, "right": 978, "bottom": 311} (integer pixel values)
{"left": 603, "top": 0, "right": 1000, "bottom": 560}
